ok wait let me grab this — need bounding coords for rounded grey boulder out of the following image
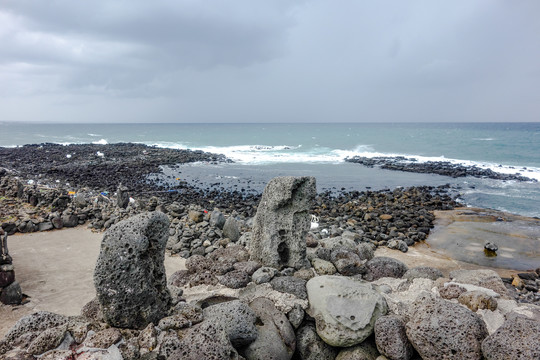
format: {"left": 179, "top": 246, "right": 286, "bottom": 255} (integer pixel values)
{"left": 243, "top": 297, "right": 296, "bottom": 360}
{"left": 94, "top": 212, "right": 172, "bottom": 329}
{"left": 364, "top": 257, "right": 408, "bottom": 281}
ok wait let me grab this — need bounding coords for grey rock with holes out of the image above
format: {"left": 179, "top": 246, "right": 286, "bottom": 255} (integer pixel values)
{"left": 336, "top": 337, "right": 380, "bottom": 360}
{"left": 374, "top": 315, "right": 413, "bottom": 360}
{"left": 171, "top": 301, "right": 257, "bottom": 359}
{"left": 403, "top": 266, "right": 443, "bottom": 281}
{"left": 481, "top": 316, "right": 540, "bottom": 360}
{"left": 249, "top": 176, "right": 316, "bottom": 269}
{"left": 252, "top": 267, "right": 279, "bottom": 285}
{"left": 306, "top": 275, "right": 388, "bottom": 347}
{"left": 364, "top": 257, "right": 408, "bottom": 281}
{"left": 270, "top": 276, "right": 308, "bottom": 300}
{"left": 243, "top": 297, "right": 296, "bottom": 360}
{"left": 94, "top": 212, "right": 172, "bottom": 329}
{"left": 296, "top": 324, "right": 338, "bottom": 360}
{"left": 203, "top": 300, "right": 258, "bottom": 348}
{"left": 449, "top": 269, "right": 509, "bottom": 297}
{"left": 406, "top": 295, "right": 488, "bottom": 360}
{"left": 0, "top": 311, "right": 68, "bottom": 356}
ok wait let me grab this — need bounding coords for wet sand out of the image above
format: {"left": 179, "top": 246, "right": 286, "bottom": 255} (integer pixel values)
{"left": 426, "top": 208, "right": 540, "bottom": 271}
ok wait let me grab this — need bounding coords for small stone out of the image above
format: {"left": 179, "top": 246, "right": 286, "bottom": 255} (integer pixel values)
{"left": 312, "top": 258, "right": 337, "bottom": 275}
{"left": 0, "top": 280, "right": 22, "bottom": 305}
{"left": 252, "top": 266, "right": 278, "bottom": 284}
{"left": 403, "top": 266, "right": 443, "bottom": 281}
{"left": 296, "top": 324, "right": 337, "bottom": 360}
{"left": 438, "top": 282, "right": 467, "bottom": 300}
{"left": 336, "top": 338, "right": 380, "bottom": 360}
{"left": 223, "top": 217, "right": 241, "bottom": 242}
{"left": 364, "top": 257, "right": 408, "bottom": 281}
{"left": 387, "top": 239, "right": 408, "bottom": 253}
{"left": 84, "top": 328, "right": 123, "bottom": 349}
{"left": 270, "top": 276, "right": 308, "bottom": 300}
{"left": 484, "top": 242, "right": 498, "bottom": 252}
{"left": 189, "top": 271, "right": 218, "bottom": 287}
{"left": 219, "top": 270, "right": 251, "bottom": 289}
{"left": 287, "top": 304, "right": 305, "bottom": 329}
{"left": 185, "top": 254, "right": 214, "bottom": 274}
{"left": 0, "top": 270, "right": 15, "bottom": 287}
{"left": 188, "top": 210, "right": 203, "bottom": 223}
{"left": 233, "top": 261, "right": 261, "bottom": 276}
{"left": 458, "top": 291, "right": 498, "bottom": 312}
{"left": 26, "top": 325, "right": 67, "bottom": 355}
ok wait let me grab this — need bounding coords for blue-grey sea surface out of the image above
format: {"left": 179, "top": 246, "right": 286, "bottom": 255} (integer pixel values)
{"left": 2, "top": 122, "right": 539, "bottom": 217}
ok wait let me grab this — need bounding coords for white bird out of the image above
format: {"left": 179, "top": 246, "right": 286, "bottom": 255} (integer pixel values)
{"left": 310, "top": 215, "right": 319, "bottom": 230}
{"left": 96, "top": 151, "right": 105, "bottom": 157}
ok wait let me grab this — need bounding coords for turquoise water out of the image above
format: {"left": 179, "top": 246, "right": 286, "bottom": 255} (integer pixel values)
{"left": 1, "top": 122, "right": 539, "bottom": 216}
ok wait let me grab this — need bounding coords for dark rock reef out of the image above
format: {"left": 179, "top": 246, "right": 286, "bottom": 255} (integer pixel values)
{"left": 346, "top": 156, "right": 536, "bottom": 182}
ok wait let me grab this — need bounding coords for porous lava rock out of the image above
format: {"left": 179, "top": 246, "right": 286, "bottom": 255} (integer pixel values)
{"left": 94, "top": 211, "right": 172, "bottom": 329}
{"left": 481, "top": 316, "right": 540, "bottom": 360}
{"left": 406, "top": 295, "right": 488, "bottom": 360}
{"left": 250, "top": 176, "right": 316, "bottom": 269}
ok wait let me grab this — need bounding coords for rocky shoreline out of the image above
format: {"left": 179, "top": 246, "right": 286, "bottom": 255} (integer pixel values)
{"left": 0, "top": 177, "right": 538, "bottom": 359}
{"left": 0, "top": 144, "right": 539, "bottom": 359}
{"left": 345, "top": 155, "right": 537, "bottom": 182}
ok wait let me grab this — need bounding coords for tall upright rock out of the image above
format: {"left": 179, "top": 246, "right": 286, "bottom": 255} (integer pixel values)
{"left": 249, "top": 176, "right": 316, "bottom": 269}
{"left": 94, "top": 212, "right": 171, "bottom": 329}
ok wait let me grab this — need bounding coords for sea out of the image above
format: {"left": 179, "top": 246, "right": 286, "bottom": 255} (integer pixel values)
{"left": 1, "top": 122, "right": 540, "bottom": 218}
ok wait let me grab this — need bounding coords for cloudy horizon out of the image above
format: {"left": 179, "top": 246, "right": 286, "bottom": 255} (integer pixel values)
{"left": 1, "top": 1, "right": 539, "bottom": 123}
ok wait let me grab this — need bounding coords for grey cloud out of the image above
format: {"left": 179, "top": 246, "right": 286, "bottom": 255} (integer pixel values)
{"left": 0, "top": 0, "right": 539, "bottom": 122}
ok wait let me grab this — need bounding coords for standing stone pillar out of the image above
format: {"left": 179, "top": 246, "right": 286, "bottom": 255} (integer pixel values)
{"left": 94, "top": 212, "right": 171, "bottom": 329}
{"left": 249, "top": 176, "right": 316, "bottom": 269}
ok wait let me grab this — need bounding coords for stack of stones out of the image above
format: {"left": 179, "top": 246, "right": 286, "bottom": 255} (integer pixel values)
{"left": 0, "top": 228, "right": 22, "bottom": 305}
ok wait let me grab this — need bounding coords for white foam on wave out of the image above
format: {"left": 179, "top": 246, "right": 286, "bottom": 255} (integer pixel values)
{"left": 92, "top": 139, "right": 108, "bottom": 145}
{"left": 145, "top": 141, "right": 190, "bottom": 150}
{"left": 88, "top": 133, "right": 102, "bottom": 137}
{"left": 143, "top": 140, "right": 540, "bottom": 181}
{"left": 195, "top": 144, "right": 343, "bottom": 165}
{"left": 473, "top": 138, "right": 496, "bottom": 141}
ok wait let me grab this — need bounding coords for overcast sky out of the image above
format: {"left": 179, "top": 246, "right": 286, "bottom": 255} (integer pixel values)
{"left": 1, "top": 1, "right": 539, "bottom": 123}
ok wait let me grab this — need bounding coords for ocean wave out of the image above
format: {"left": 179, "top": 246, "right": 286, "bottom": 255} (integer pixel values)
{"left": 92, "top": 139, "right": 108, "bottom": 145}
{"left": 88, "top": 133, "right": 102, "bottom": 137}
{"left": 135, "top": 141, "right": 540, "bottom": 182}
{"left": 473, "top": 138, "right": 496, "bottom": 141}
